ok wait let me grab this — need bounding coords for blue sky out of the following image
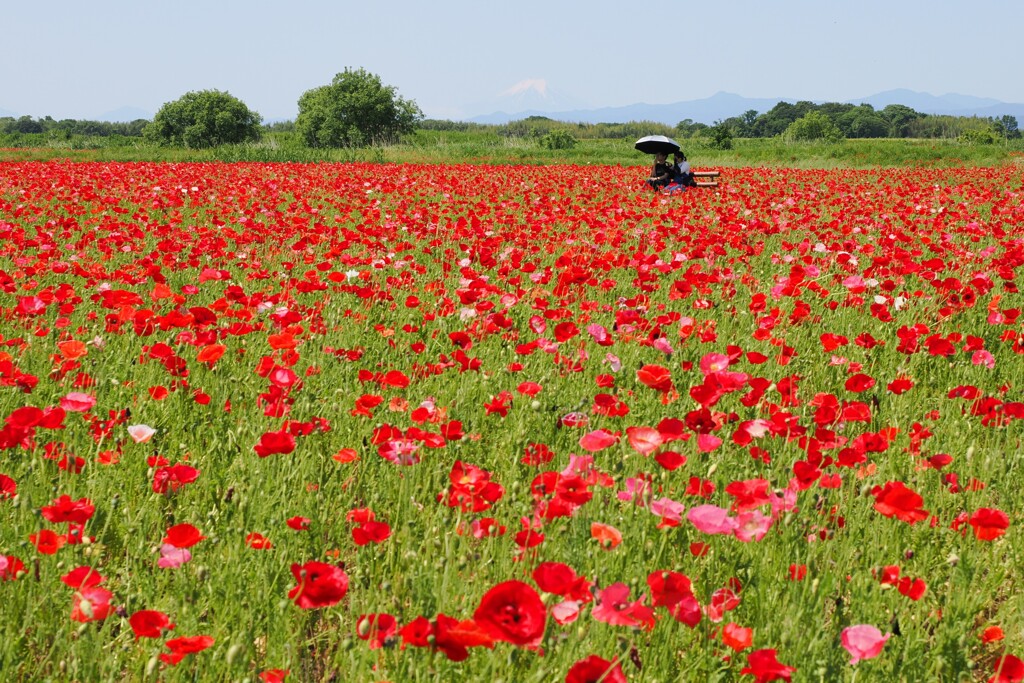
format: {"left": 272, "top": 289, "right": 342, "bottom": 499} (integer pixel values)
{"left": 3, "top": 0, "right": 1022, "bottom": 121}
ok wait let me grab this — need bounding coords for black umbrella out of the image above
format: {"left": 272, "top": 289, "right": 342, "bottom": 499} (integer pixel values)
{"left": 634, "top": 135, "right": 680, "bottom": 155}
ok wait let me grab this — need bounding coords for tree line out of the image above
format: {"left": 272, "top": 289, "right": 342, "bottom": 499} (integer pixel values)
{"left": 686, "top": 101, "right": 1020, "bottom": 144}
{"left": 0, "top": 116, "right": 148, "bottom": 137}
{"left": 2, "top": 70, "right": 1020, "bottom": 149}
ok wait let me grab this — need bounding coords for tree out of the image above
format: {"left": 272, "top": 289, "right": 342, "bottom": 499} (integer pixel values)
{"left": 997, "top": 115, "right": 1020, "bottom": 140}
{"left": 880, "top": 104, "right": 921, "bottom": 138}
{"left": 11, "top": 116, "right": 44, "bottom": 134}
{"left": 675, "top": 119, "right": 709, "bottom": 138}
{"left": 144, "top": 90, "right": 261, "bottom": 148}
{"left": 707, "top": 121, "right": 734, "bottom": 150}
{"left": 296, "top": 68, "right": 421, "bottom": 148}
{"left": 838, "top": 105, "right": 889, "bottom": 138}
{"left": 754, "top": 102, "right": 802, "bottom": 137}
{"left": 784, "top": 111, "right": 845, "bottom": 142}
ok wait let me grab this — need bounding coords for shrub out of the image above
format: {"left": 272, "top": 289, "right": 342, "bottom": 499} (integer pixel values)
{"left": 144, "top": 90, "right": 261, "bottom": 148}
{"left": 296, "top": 68, "right": 422, "bottom": 148}
{"left": 784, "top": 111, "right": 845, "bottom": 143}
{"left": 707, "top": 122, "right": 734, "bottom": 150}
{"left": 958, "top": 128, "right": 999, "bottom": 145}
{"left": 540, "top": 130, "right": 578, "bottom": 150}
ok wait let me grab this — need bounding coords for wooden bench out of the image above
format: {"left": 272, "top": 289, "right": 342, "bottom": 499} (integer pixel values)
{"left": 693, "top": 170, "right": 720, "bottom": 188}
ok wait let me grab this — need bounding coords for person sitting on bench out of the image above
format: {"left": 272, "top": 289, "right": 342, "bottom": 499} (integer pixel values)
{"left": 646, "top": 152, "right": 674, "bottom": 190}
{"left": 672, "top": 152, "right": 695, "bottom": 187}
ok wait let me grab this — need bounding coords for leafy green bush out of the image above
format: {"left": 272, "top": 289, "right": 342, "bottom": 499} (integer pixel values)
{"left": 784, "top": 111, "right": 845, "bottom": 143}
{"left": 296, "top": 68, "right": 422, "bottom": 148}
{"left": 540, "top": 130, "right": 578, "bottom": 150}
{"left": 958, "top": 128, "right": 999, "bottom": 145}
{"left": 144, "top": 90, "right": 262, "bottom": 148}
{"left": 707, "top": 121, "right": 734, "bottom": 150}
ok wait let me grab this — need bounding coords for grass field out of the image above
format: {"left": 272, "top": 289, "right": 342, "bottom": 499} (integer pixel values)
{"left": 2, "top": 129, "right": 1023, "bottom": 167}
{"left": 1, "top": 157, "right": 1024, "bottom": 682}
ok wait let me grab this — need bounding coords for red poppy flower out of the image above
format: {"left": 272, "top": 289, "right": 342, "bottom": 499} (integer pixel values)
{"left": 741, "top": 648, "right": 796, "bottom": 682}
{"left": 637, "top": 364, "right": 674, "bottom": 393}
{"left": 473, "top": 580, "right": 547, "bottom": 649}
{"left": 160, "top": 635, "right": 215, "bottom": 666}
{"left": 981, "top": 626, "right": 1005, "bottom": 644}
{"left": 355, "top": 613, "right": 397, "bottom": 649}
{"left": 872, "top": 481, "right": 929, "bottom": 524}
{"left": 163, "top": 523, "right": 206, "bottom": 548}
{"left": 288, "top": 561, "right": 349, "bottom": 609}
{"left": 0, "top": 473, "right": 16, "bottom": 499}
{"left": 246, "top": 532, "right": 273, "bottom": 549}
{"left": 591, "top": 522, "right": 623, "bottom": 549}
{"left": 990, "top": 654, "right": 1024, "bottom": 683}
{"left": 969, "top": 507, "right": 1010, "bottom": 540}
{"left": 70, "top": 586, "right": 114, "bottom": 622}
{"left": 845, "top": 373, "right": 876, "bottom": 393}
{"left": 647, "top": 570, "right": 694, "bottom": 607}
{"left": 196, "top": 343, "right": 226, "bottom": 365}
{"left": 30, "top": 529, "right": 66, "bottom": 555}
{"left": 1, "top": 555, "right": 26, "bottom": 581}
{"left": 722, "top": 622, "right": 754, "bottom": 652}
{"left": 60, "top": 566, "right": 104, "bottom": 589}
{"left": 41, "top": 495, "right": 95, "bottom": 524}
{"left": 565, "top": 655, "right": 627, "bottom": 683}
{"left": 129, "top": 609, "right": 175, "bottom": 639}
{"left": 531, "top": 561, "right": 588, "bottom": 596}
{"left": 253, "top": 428, "right": 296, "bottom": 457}
{"left": 352, "top": 520, "right": 391, "bottom": 546}
{"left": 152, "top": 463, "right": 200, "bottom": 494}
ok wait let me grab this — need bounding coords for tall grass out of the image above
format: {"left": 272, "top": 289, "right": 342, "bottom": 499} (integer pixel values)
{"left": 2, "top": 131, "right": 1022, "bottom": 168}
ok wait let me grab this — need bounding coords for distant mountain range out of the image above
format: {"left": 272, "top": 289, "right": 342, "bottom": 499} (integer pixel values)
{"left": 4, "top": 89, "right": 1023, "bottom": 126}
{"left": 466, "top": 89, "right": 1024, "bottom": 126}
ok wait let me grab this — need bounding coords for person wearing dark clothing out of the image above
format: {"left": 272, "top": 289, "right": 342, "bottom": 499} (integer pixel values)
{"left": 672, "top": 152, "right": 695, "bottom": 187}
{"left": 646, "top": 152, "right": 673, "bottom": 190}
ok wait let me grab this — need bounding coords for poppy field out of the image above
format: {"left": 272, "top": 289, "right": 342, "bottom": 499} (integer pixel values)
{"left": 2, "top": 160, "right": 1024, "bottom": 682}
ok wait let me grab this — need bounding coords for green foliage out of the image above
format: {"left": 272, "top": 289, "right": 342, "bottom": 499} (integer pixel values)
{"left": 958, "top": 128, "right": 1000, "bottom": 145}
{"left": 3, "top": 126, "right": 1024, "bottom": 167}
{"left": 785, "top": 111, "right": 845, "bottom": 143}
{"left": 833, "top": 104, "right": 889, "bottom": 138}
{"left": 675, "top": 118, "right": 711, "bottom": 138}
{"left": 296, "top": 68, "right": 422, "bottom": 148}
{"left": 706, "top": 121, "right": 734, "bottom": 150}
{"left": 539, "top": 130, "right": 578, "bottom": 150}
{"left": 0, "top": 116, "right": 148, "bottom": 137}
{"left": 993, "top": 115, "right": 1021, "bottom": 140}
{"left": 144, "top": 90, "right": 261, "bottom": 148}
{"left": 880, "top": 104, "right": 922, "bottom": 137}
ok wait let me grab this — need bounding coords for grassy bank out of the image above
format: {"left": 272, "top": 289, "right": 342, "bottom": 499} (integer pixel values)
{"left": 2, "top": 129, "right": 1023, "bottom": 167}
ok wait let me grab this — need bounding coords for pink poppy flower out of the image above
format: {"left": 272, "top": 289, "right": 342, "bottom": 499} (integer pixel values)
{"left": 688, "top": 505, "right": 737, "bottom": 535}
{"left": 626, "top": 426, "right": 662, "bottom": 455}
{"left": 734, "top": 510, "right": 773, "bottom": 542}
{"left": 158, "top": 544, "right": 192, "bottom": 569}
{"left": 127, "top": 424, "right": 156, "bottom": 443}
{"left": 591, "top": 583, "right": 655, "bottom": 629}
{"left": 579, "top": 429, "right": 619, "bottom": 453}
{"left": 551, "top": 600, "right": 581, "bottom": 625}
{"left": 60, "top": 392, "right": 96, "bottom": 413}
{"left": 972, "top": 350, "right": 996, "bottom": 369}
{"left": 841, "top": 624, "right": 890, "bottom": 665}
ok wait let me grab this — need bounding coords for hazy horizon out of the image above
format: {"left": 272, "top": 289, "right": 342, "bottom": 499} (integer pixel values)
{"left": 3, "top": 0, "right": 1022, "bottom": 122}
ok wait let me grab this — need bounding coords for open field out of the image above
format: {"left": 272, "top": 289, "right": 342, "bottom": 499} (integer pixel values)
{"left": 1, "top": 161, "right": 1024, "bottom": 681}
{"left": 2, "top": 130, "right": 1024, "bottom": 167}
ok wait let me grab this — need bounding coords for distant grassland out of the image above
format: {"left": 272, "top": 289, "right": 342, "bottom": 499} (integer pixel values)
{"left": 1, "top": 129, "right": 1022, "bottom": 168}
